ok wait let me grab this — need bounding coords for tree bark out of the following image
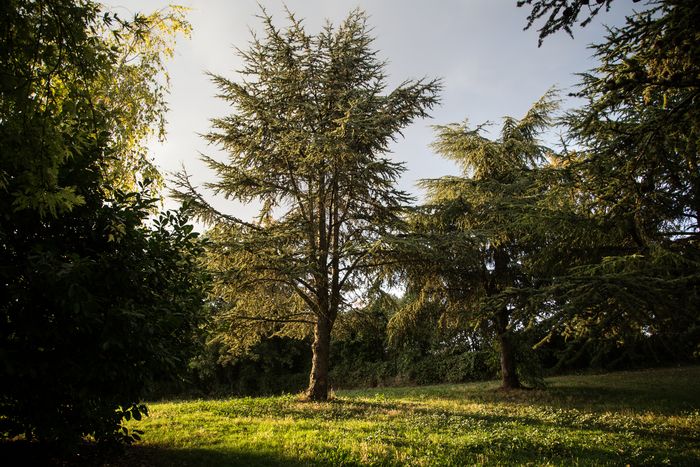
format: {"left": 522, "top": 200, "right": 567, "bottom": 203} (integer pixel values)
{"left": 497, "top": 329, "right": 521, "bottom": 390}
{"left": 306, "top": 314, "right": 332, "bottom": 401}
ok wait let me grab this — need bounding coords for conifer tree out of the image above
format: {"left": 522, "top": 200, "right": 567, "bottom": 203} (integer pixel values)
{"left": 173, "top": 9, "right": 439, "bottom": 401}
{"left": 541, "top": 0, "right": 700, "bottom": 362}
{"left": 391, "top": 91, "right": 559, "bottom": 389}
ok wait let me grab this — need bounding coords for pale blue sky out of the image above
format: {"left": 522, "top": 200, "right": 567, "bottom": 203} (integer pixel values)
{"left": 104, "top": 0, "right": 637, "bottom": 219}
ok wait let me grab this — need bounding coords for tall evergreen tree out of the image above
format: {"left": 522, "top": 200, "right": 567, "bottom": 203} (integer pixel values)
{"left": 391, "top": 91, "right": 559, "bottom": 389}
{"left": 566, "top": 0, "right": 699, "bottom": 243}
{"left": 173, "top": 9, "right": 439, "bottom": 401}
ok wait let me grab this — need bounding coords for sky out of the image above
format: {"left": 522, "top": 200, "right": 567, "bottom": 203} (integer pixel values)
{"left": 104, "top": 0, "right": 638, "bottom": 220}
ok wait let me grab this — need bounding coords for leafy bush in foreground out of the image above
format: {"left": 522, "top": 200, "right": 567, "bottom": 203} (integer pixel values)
{"left": 0, "top": 0, "right": 202, "bottom": 449}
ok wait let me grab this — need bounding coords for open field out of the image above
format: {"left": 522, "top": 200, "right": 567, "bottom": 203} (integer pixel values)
{"left": 115, "top": 366, "right": 700, "bottom": 466}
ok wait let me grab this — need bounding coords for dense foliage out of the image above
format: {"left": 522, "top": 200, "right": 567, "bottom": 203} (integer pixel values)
{"left": 0, "top": 0, "right": 205, "bottom": 449}
{"left": 534, "top": 0, "right": 700, "bottom": 366}
{"left": 1, "top": 1, "right": 698, "bottom": 457}
{"left": 385, "top": 91, "right": 559, "bottom": 389}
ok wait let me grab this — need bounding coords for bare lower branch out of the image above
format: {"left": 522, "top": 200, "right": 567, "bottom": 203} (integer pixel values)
{"left": 228, "top": 314, "right": 315, "bottom": 325}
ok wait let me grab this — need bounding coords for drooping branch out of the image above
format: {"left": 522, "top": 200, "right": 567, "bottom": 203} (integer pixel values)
{"left": 170, "top": 168, "right": 261, "bottom": 229}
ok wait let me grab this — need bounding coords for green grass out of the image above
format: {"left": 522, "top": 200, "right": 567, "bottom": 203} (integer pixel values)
{"left": 115, "top": 366, "right": 700, "bottom": 466}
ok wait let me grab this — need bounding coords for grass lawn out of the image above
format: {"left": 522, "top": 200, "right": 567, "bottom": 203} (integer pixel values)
{"left": 113, "top": 366, "right": 699, "bottom": 466}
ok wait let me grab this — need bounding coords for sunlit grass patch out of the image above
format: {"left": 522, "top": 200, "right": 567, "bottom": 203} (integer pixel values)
{"left": 116, "top": 366, "right": 700, "bottom": 466}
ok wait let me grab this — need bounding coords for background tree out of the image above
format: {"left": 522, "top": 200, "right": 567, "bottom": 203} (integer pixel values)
{"left": 0, "top": 0, "right": 205, "bottom": 450}
{"left": 173, "top": 8, "right": 440, "bottom": 401}
{"left": 390, "top": 91, "right": 559, "bottom": 389}
{"left": 97, "top": 5, "right": 191, "bottom": 192}
{"left": 0, "top": 0, "right": 190, "bottom": 216}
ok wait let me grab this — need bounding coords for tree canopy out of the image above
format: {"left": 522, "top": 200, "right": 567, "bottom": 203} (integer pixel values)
{"left": 540, "top": 0, "right": 700, "bottom": 363}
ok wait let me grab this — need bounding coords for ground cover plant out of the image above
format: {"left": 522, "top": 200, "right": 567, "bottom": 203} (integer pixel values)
{"left": 109, "top": 366, "right": 700, "bottom": 466}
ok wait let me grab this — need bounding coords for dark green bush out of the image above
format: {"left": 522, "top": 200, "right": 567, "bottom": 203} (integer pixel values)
{"left": 0, "top": 0, "right": 207, "bottom": 450}
{"left": 0, "top": 185, "right": 207, "bottom": 447}
{"left": 184, "top": 337, "right": 311, "bottom": 397}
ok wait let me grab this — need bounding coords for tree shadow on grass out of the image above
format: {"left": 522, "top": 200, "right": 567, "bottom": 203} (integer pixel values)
{"left": 289, "top": 399, "right": 699, "bottom": 466}
{"left": 341, "top": 379, "right": 699, "bottom": 416}
{"left": 442, "top": 436, "right": 695, "bottom": 466}
{"left": 339, "top": 367, "right": 700, "bottom": 415}
{"left": 109, "top": 444, "right": 325, "bottom": 467}
{"left": 254, "top": 391, "right": 697, "bottom": 439}
{"left": 120, "top": 428, "right": 697, "bottom": 467}
{"left": 0, "top": 442, "right": 339, "bottom": 467}
{"left": 5, "top": 439, "right": 690, "bottom": 467}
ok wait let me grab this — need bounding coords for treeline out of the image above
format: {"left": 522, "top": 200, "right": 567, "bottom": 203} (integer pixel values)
{"left": 1, "top": 0, "right": 698, "bottom": 455}
{"left": 176, "top": 289, "right": 689, "bottom": 398}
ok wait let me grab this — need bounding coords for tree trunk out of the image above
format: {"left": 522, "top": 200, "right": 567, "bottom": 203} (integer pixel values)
{"left": 306, "top": 314, "right": 332, "bottom": 401}
{"left": 489, "top": 249, "right": 520, "bottom": 389}
{"left": 498, "top": 330, "right": 521, "bottom": 390}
